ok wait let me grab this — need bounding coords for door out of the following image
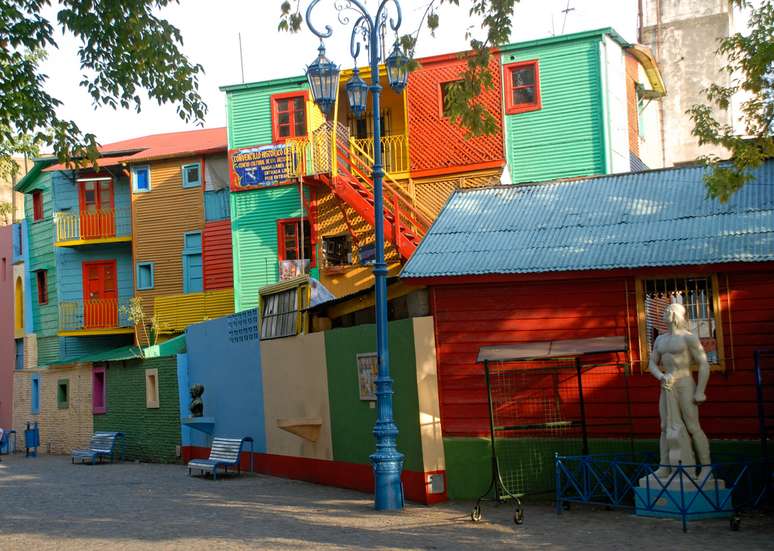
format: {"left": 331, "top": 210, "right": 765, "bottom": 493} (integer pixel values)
{"left": 82, "top": 260, "right": 118, "bottom": 329}
{"left": 79, "top": 179, "right": 115, "bottom": 239}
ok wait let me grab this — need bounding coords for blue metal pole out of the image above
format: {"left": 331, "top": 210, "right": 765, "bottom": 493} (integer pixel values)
{"left": 368, "top": 19, "right": 404, "bottom": 511}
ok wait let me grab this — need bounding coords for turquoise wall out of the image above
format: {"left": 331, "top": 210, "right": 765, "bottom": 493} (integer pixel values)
{"left": 226, "top": 78, "right": 307, "bottom": 149}
{"left": 56, "top": 244, "right": 133, "bottom": 303}
{"left": 502, "top": 37, "right": 605, "bottom": 183}
{"left": 25, "top": 172, "right": 61, "bottom": 338}
{"left": 231, "top": 186, "right": 318, "bottom": 311}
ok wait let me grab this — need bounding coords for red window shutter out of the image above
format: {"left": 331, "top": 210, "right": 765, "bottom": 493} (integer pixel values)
{"left": 32, "top": 191, "right": 44, "bottom": 221}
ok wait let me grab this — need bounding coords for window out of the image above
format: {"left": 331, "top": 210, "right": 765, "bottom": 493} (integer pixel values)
{"left": 36, "top": 270, "right": 48, "bottom": 305}
{"left": 183, "top": 232, "right": 203, "bottom": 293}
{"left": 322, "top": 234, "right": 353, "bottom": 267}
{"left": 504, "top": 60, "right": 541, "bottom": 114}
{"left": 637, "top": 275, "right": 724, "bottom": 369}
{"left": 182, "top": 162, "right": 201, "bottom": 188}
{"left": 32, "top": 190, "right": 44, "bottom": 221}
{"left": 31, "top": 374, "right": 40, "bottom": 414}
{"left": 136, "top": 262, "right": 154, "bottom": 290}
{"left": 261, "top": 288, "right": 300, "bottom": 340}
{"left": 278, "top": 219, "right": 313, "bottom": 263}
{"left": 145, "top": 368, "right": 159, "bottom": 408}
{"left": 93, "top": 367, "right": 106, "bottom": 414}
{"left": 272, "top": 92, "right": 307, "bottom": 141}
{"left": 57, "top": 379, "right": 69, "bottom": 409}
{"left": 15, "top": 339, "right": 23, "bottom": 371}
{"left": 15, "top": 276, "right": 23, "bottom": 331}
{"left": 132, "top": 166, "right": 151, "bottom": 193}
{"left": 439, "top": 80, "right": 462, "bottom": 118}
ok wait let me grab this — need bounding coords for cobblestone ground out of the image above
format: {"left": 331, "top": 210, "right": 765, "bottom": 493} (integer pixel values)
{"left": 0, "top": 455, "right": 771, "bottom": 550}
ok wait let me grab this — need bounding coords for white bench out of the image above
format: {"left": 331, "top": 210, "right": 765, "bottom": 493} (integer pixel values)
{"left": 187, "top": 436, "right": 253, "bottom": 480}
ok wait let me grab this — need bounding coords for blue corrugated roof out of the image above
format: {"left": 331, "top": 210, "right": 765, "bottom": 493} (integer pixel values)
{"left": 401, "top": 162, "right": 774, "bottom": 278}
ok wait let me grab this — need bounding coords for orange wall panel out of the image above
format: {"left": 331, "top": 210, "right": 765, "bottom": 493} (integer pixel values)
{"left": 625, "top": 54, "right": 640, "bottom": 157}
{"left": 131, "top": 156, "right": 204, "bottom": 314}
{"left": 407, "top": 54, "right": 504, "bottom": 175}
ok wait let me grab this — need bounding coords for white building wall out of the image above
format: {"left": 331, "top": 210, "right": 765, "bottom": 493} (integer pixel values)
{"left": 602, "top": 36, "right": 630, "bottom": 174}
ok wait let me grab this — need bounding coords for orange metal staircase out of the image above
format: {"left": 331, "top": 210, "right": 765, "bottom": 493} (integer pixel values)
{"left": 304, "top": 130, "right": 433, "bottom": 261}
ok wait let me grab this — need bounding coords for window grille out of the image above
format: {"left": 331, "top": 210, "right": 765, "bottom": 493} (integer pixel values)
{"left": 641, "top": 276, "right": 719, "bottom": 365}
{"left": 260, "top": 288, "right": 299, "bottom": 340}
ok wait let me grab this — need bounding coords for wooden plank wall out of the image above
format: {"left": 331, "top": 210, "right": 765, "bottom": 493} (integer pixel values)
{"left": 131, "top": 157, "right": 204, "bottom": 315}
{"left": 430, "top": 266, "right": 774, "bottom": 441}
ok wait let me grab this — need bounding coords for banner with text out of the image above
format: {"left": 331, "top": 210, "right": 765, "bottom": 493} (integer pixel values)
{"left": 230, "top": 144, "right": 293, "bottom": 191}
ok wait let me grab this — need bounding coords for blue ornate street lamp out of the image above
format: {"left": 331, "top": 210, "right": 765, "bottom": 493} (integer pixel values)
{"left": 305, "top": 0, "right": 409, "bottom": 511}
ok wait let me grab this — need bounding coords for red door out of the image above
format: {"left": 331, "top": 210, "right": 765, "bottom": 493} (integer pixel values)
{"left": 82, "top": 260, "right": 118, "bottom": 329}
{"left": 79, "top": 179, "right": 115, "bottom": 239}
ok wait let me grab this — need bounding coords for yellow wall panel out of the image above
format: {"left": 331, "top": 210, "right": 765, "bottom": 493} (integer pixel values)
{"left": 154, "top": 288, "right": 234, "bottom": 333}
{"left": 414, "top": 169, "right": 502, "bottom": 217}
{"left": 131, "top": 156, "right": 205, "bottom": 315}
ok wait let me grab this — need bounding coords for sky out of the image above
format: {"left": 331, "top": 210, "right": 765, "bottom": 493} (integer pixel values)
{"left": 40, "top": 0, "right": 638, "bottom": 146}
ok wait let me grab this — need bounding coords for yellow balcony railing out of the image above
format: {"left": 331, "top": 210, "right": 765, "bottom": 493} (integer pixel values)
{"left": 54, "top": 208, "right": 131, "bottom": 244}
{"left": 350, "top": 134, "right": 409, "bottom": 175}
{"left": 154, "top": 288, "right": 235, "bottom": 333}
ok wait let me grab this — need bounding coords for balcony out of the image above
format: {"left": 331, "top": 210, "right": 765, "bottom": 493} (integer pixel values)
{"left": 154, "top": 288, "right": 235, "bottom": 333}
{"left": 54, "top": 208, "right": 132, "bottom": 247}
{"left": 349, "top": 135, "right": 409, "bottom": 176}
{"left": 59, "top": 298, "right": 135, "bottom": 336}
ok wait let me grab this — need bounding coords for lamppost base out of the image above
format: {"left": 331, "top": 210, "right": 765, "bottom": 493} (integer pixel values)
{"left": 371, "top": 452, "right": 405, "bottom": 510}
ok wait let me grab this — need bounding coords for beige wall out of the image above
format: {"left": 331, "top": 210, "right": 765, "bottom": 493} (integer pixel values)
{"left": 13, "top": 366, "right": 94, "bottom": 454}
{"left": 260, "top": 332, "right": 333, "bottom": 460}
{"left": 412, "top": 316, "right": 445, "bottom": 473}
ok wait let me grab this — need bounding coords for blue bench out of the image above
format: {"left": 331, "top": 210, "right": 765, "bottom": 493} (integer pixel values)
{"left": 71, "top": 432, "right": 124, "bottom": 465}
{"left": 187, "top": 436, "right": 253, "bottom": 480}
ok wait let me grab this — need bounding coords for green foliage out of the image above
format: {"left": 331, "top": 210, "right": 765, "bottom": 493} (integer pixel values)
{"left": 688, "top": 0, "right": 774, "bottom": 202}
{"left": 278, "top": 0, "right": 520, "bottom": 137}
{"left": 0, "top": 201, "right": 12, "bottom": 225}
{"left": 0, "top": 1, "right": 206, "bottom": 171}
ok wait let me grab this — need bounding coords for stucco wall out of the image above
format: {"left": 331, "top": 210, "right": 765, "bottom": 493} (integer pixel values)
{"left": 260, "top": 331, "right": 332, "bottom": 460}
{"left": 12, "top": 366, "right": 94, "bottom": 454}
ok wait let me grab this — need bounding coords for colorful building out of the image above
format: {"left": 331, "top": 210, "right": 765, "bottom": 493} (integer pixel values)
{"left": 401, "top": 161, "right": 774, "bottom": 498}
{"left": 221, "top": 28, "right": 665, "bottom": 309}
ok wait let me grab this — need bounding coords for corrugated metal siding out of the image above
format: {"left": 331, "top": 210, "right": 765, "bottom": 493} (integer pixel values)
{"left": 227, "top": 82, "right": 307, "bottom": 149}
{"left": 36, "top": 335, "right": 60, "bottom": 366}
{"left": 59, "top": 334, "right": 133, "bottom": 361}
{"left": 204, "top": 189, "right": 230, "bottom": 221}
{"left": 403, "top": 161, "right": 774, "bottom": 278}
{"left": 154, "top": 288, "right": 234, "bottom": 332}
{"left": 231, "top": 186, "right": 306, "bottom": 311}
{"left": 57, "top": 244, "right": 133, "bottom": 302}
{"left": 132, "top": 157, "right": 204, "bottom": 315}
{"left": 503, "top": 38, "right": 605, "bottom": 183}
{"left": 203, "top": 220, "right": 233, "bottom": 290}
{"left": 407, "top": 55, "right": 504, "bottom": 173}
{"left": 26, "top": 172, "right": 59, "bottom": 337}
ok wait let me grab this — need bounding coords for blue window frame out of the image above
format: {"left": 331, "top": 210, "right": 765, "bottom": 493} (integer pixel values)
{"left": 182, "top": 232, "right": 203, "bottom": 294}
{"left": 182, "top": 162, "right": 201, "bottom": 188}
{"left": 15, "top": 339, "right": 24, "bottom": 370}
{"left": 132, "top": 165, "right": 151, "bottom": 193}
{"left": 136, "top": 262, "right": 155, "bottom": 290}
{"left": 31, "top": 374, "right": 40, "bottom": 414}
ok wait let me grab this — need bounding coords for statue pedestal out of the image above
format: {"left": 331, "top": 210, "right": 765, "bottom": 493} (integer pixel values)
{"left": 635, "top": 474, "right": 731, "bottom": 520}
{"left": 181, "top": 416, "right": 215, "bottom": 435}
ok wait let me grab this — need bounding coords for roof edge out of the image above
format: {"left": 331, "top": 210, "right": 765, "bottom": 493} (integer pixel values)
{"left": 14, "top": 159, "right": 56, "bottom": 191}
{"left": 500, "top": 27, "right": 629, "bottom": 54}
{"left": 220, "top": 74, "right": 307, "bottom": 93}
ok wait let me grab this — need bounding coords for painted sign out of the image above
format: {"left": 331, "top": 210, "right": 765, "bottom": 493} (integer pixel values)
{"left": 230, "top": 144, "right": 292, "bottom": 190}
{"left": 357, "top": 353, "right": 378, "bottom": 401}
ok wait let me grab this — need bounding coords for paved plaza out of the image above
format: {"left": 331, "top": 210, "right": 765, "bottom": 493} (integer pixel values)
{"left": 0, "top": 455, "right": 771, "bottom": 550}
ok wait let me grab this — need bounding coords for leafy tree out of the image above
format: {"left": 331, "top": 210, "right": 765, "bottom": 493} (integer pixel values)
{"left": 689, "top": 0, "right": 774, "bottom": 202}
{"left": 0, "top": 0, "right": 207, "bottom": 174}
{"left": 0, "top": 201, "right": 12, "bottom": 225}
{"left": 279, "top": 0, "right": 520, "bottom": 137}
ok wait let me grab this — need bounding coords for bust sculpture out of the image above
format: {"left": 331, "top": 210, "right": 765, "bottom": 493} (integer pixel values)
{"left": 189, "top": 384, "right": 205, "bottom": 417}
{"left": 647, "top": 302, "right": 712, "bottom": 481}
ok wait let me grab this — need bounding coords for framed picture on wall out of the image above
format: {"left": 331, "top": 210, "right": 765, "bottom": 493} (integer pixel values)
{"left": 357, "top": 353, "right": 378, "bottom": 401}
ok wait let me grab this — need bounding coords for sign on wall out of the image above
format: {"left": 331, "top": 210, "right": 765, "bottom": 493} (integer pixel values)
{"left": 357, "top": 353, "right": 378, "bottom": 401}
{"left": 230, "top": 144, "right": 293, "bottom": 191}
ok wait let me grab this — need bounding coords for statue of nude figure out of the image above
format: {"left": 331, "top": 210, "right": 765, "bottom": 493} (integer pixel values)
{"left": 648, "top": 302, "right": 712, "bottom": 480}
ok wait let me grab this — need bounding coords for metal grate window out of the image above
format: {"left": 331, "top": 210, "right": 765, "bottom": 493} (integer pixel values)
{"left": 642, "top": 276, "right": 719, "bottom": 364}
{"left": 260, "top": 288, "right": 299, "bottom": 340}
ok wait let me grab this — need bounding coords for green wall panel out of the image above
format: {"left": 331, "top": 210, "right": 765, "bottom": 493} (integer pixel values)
{"left": 93, "top": 356, "right": 181, "bottom": 463}
{"left": 231, "top": 186, "right": 319, "bottom": 311}
{"left": 324, "top": 319, "right": 424, "bottom": 473}
{"left": 36, "top": 336, "right": 61, "bottom": 367}
{"left": 25, "top": 172, "right": 59, "bottom": 338}
{"left": 502, "top": 37, "right": 605, "bottom": 184}
{"left": 226, "top": 80, "right": 307, "bottom": 149}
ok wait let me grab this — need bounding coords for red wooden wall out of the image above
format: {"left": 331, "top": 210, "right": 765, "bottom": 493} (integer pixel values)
{"left": 429, "top": 264, "right": 774, "bottom": 441}
{"left": 407, "top": 52, "right": 504, "bottom": 177}
{"left": 202, "top": 220, "right": 233, "bottom": 290}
